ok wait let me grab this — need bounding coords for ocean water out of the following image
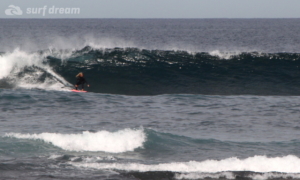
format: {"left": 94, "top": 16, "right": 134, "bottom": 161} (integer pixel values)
{"left": 1, "top": 19, "right": 300, "bottom": 180}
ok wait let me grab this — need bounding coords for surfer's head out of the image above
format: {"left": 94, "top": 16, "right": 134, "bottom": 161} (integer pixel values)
{"left": 76, "top": 72, "right": 84, "bottom": 77}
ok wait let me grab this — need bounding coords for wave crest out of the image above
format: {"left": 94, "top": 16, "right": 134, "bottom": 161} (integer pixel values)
{"left": 5, "top": 128, "right": 146, "bottom": 153}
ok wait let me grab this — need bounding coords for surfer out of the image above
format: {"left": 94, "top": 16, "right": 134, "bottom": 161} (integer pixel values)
{"left": 74, "top": 72, "right": 90, "bottom": 91}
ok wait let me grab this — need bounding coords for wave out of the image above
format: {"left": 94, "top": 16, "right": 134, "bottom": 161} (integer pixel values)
{"left": 5, "top": 128, "right": 146, "bottom": 153}
{"left": 4, "top": 128, "right": 299, "bottom": 156}
{"left": 1, "top": 46, "right": 300, "bottom": 95}
{"left": 69, "top": 155, "right": 300, "bottom": 180}
{"left": 5, "top": 128, "right": 300, "bottom": 179}
{"left": 74, "top": 155, "right": 300, "bottom": 173}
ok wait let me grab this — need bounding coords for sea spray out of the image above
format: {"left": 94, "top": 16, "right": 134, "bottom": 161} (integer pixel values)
{"left": 0, "top": 48, "right": 71, "bottom": 90}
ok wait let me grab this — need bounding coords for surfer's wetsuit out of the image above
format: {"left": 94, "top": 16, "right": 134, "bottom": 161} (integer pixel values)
{"left": 75, "top": 76, "right": 88, "bottom": 90}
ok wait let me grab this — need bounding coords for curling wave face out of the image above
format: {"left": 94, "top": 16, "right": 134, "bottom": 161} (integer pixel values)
{"left": 1, "top": 46, "right": 300, "bottom": 95}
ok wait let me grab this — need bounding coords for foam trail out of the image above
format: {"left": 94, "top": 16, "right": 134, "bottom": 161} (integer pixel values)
{"left": 5, "top": 128, "right": 146, "bottom": 153}
{"left": 71, "top": 155, "right": 300, "bottom": 173}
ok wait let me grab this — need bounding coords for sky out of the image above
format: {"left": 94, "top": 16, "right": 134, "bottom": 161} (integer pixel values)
{"left": 1, "top": 0, "right": 300, "bottom": 19}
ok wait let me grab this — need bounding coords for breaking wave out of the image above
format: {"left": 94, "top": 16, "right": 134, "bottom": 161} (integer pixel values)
{"left": 71, "top": 155, "right": 300, "bottom": 180}
{"left": 5, "top": 128, "right": 146, "bottom": 153}
{"left": 2, "top": 46, "right": 300, "bottom": 95}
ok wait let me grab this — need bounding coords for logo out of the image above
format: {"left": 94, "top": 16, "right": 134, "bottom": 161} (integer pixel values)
{"left": 4, "top": 5, "right": 80, "bottom": 17}
{"left": 26, "top": 6, "right": 80, "bottom": 16}
{"left": 5, "top": 5, "right": 23, "bottom": 15}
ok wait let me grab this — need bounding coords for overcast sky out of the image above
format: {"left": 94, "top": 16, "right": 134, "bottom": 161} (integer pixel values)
{"left": 1, "top": 0, "right": 300, "bottom": 18}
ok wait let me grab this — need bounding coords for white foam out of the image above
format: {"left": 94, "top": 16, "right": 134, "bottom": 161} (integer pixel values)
{"left": 48, "top": 154, "right": 117, "bottom": 163}
{"left": 175, "top": 172, "right": 236, "bottom": 180}
{"left": 209, "top": 50, "right": 241, "bottom": 60}
{"left": 48, "top": 154, "right": 63, "bottom": 160}
{"left": 5, "top": 128, "right": 146, "bottom": 153}
{"left": 0, "top": 48, "right": 72, "bottom": 91}
{"left": 0, "top": 48, "right": 40, "bottom": 79}
{"left": 70, "top": 155, "right": 300, "bottom": 173}
{"left": 175, "top": 172, "right": 300, "bottom": 180}
{"left": 249, "top": 172, "right": 300, "bottom": 180}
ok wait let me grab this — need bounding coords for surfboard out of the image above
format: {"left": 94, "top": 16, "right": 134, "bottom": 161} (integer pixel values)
{"left": 71, "top": 89, "right": 87, "bottom": 93}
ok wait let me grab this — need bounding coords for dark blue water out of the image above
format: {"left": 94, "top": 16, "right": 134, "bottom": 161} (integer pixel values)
{"left": 1, "top": 19, "right": 300, "bottom": 180}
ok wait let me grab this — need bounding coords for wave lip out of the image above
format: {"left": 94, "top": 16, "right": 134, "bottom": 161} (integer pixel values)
{"left": 5, "top": 128, "right": 146, "bottom": 153}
